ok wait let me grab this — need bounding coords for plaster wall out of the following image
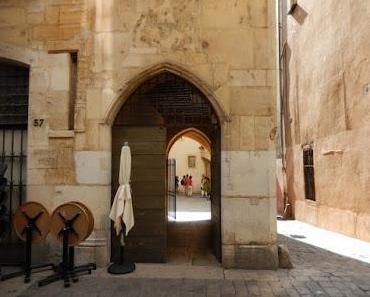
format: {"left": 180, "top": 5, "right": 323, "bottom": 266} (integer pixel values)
{"left": 0, "top": 0, "right": 277, "bottom": 268}
{"left": 284, "top": 0, "right": 370, "bottom": 241}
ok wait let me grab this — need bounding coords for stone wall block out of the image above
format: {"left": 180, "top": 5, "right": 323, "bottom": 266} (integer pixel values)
{"left": 32, "top": 25, "right": 59, "bottom": 41}
{"left": 0, "top": 7, "right": 26, "bottom": 27}
{"left": 27, "top": 169, "right": 47, "bottom": 185}
{"left": 59, "top": 6, "right": 83, "bottom": 25}
{"left": 222, "top": 197, "right": 273, "bottom": 244}
{"left": 201, "top": 1, "right": 248, "bottom": 29}
{"left": 230, "top": 70, "right": 267, "bottom": 87}
{"left": 234, "top": 244, "right": 278, "bottom": 269}
{"left": 224, "top": 116, "right": 240, "bottom": 150}
{"left": 45, "top": 6, "right": 59, "bottom": 25}
{"left": 231, "top": 87, "right": 274, "bottom": 117}
{"left": 253, "top": 28, "right": 275, "bottom": 69}
{"left": 75, "top": 151, "right": 111, "bottom": 185}
{"left": 27, "top": 185, "right": 56, "bottom": 211}
{"left": 254, "top": 116, "right": 275, "bottom": 150}
{"left": 30, "top": 68, "right": 50, "bottom": 94}
{"left": 27, "top": 12, "right": 45, "bottom": 25}
{"left": 239, "top": 116, "right": 255, "bottom": 150}
{"left": 45, "top": 168, "right": 75, "bottom": 185}
{"left": 246, "top": 0, "right": 268, "bottom": 28}
{"left": 202, "top": 29, "right": 254, "bottom": 68}
{"left": 28, "top": 149, "right": 57, "bottom": 169}
{"left": 221, "top": 150, "right": 274, "bottom": 197}
{"left": 86, "top": 89, "right": 102, "bottom": 120}
{"left": 47, "top": 90, "right": 70, "bottom": 130}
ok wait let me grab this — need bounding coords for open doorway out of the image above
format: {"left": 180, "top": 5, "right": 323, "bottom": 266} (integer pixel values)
{"left": 166, "top": 131, "right": 218, "bottom": 266}
{"left": 167, "top": 134, "right": 211, "bottom": 222}
{"left": 111, "top": 71, "right": 221, "bottom": 264}
{"left": 167, "top": 128, "right": 218, "bottom": 266}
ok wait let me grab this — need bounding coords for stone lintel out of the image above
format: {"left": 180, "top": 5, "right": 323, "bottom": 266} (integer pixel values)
{"left": 49, "top": 129, "right": 75, "bottom": 138}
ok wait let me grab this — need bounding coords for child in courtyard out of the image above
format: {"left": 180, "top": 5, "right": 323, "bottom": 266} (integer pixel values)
{"left": 187, "top": 176, "right": 193, "bottom": 197}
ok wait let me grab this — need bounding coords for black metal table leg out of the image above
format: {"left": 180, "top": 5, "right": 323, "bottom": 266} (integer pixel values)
{"left": 24, "top": 224, "right": 32, "bottom": 283}
{"left": 1, "top": 211, "right": 54, "bottom": 283}
{"left": 61, "top": 223, "right": 71, "bottom": 288}
{"left": 37, "top": 211, "right": 96, "bottom": 288}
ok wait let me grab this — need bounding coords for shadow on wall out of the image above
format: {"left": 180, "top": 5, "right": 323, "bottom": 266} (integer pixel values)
{"left": 291, "top": 5, "right": 308, "bottom": 25}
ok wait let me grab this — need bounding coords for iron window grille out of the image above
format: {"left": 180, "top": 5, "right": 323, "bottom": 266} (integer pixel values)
{"left": 303, "top": 147, "right": 315, "bottom": 201}
{"left": 0, "top": 59, "right": 29, "bottom": 264}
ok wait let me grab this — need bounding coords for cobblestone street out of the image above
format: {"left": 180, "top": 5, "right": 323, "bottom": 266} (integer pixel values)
{"left": 2, "top": 226, "right": 370, "bottom": 297}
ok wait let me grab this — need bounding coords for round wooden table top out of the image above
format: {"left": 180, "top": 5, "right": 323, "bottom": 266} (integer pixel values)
{"left": 50, "top": 202, "right": 90, "bottom": 246}
{"left": 13, "top": 201, "right": 51, "bottom": 243}
{"left": 69, "top": 201, "right": 94, "bottom": 241}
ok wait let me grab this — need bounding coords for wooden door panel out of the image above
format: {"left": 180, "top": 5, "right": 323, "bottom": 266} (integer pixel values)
{"left": 112, "top": 127, "right": 166, "bottom": 141}
{"left": 113, "top": 141, "right": 166, "bottom": 155}
{"left": 132, "top": 195, "right": 165, "bottom": 209}
{"left": 111, "top": 126, "right": 167, "bottom": 263}
{"left": 211, "top": 127, "right": 222, "bottom": 261}
{"left": 167, "top": 159, "right": 176, "bottom": 220}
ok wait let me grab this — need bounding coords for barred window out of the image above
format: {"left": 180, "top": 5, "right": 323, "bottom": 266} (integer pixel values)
{"left": 0, "top": 59, "right": 29, "bottom": 127}
{"left": 303, "top": 147, "right": 315, "bottom": 201}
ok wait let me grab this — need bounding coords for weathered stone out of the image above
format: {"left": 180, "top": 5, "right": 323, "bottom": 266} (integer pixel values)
{"left": 221, "top": 150, "right": 275, "bottom": 198}
{"left": 75, "top": 151, "right": 111, "bottom": 185}
{"left": 230, "top": 69, "right": 267, "bottom": 87}
{"left": 223, "top": 244, "right": 279, "bottom": 270}
{"left": 278, "top": 244, "right": 293, "bottom": 269}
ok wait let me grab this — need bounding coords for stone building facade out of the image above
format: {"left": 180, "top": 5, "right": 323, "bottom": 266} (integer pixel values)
{"left": 0, "top": 0, "right": 277, "bottom": 268}
{"left": 282, "top": 0, "right": 370, "bottom": 241}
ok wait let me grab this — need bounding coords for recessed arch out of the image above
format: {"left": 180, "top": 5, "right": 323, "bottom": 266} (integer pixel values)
{"left": 104, "top": 62, "right": 228, "bottom": 126}
{"left": 0, "top": 57, "right": 30, "bottom": 69}
{"left": 166, "top": 127, "right": 211, "bottom": 155}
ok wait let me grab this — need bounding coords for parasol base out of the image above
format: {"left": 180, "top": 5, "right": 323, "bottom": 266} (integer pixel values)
{"left": 107, "top": 261, "right": 135, "bottom": 275}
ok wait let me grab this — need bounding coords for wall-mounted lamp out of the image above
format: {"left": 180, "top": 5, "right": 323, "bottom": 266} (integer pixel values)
{"left": 287, "top": 0, "right": 298, "bottom": 15}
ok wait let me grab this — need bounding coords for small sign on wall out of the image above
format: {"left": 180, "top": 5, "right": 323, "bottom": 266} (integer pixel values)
{"left": 188, "top": 155, "right": 196, "bottom": 168}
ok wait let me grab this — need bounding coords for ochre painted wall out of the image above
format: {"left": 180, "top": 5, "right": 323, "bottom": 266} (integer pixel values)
{"left": 284, "top": 0, "right": 370, "bottom": 241}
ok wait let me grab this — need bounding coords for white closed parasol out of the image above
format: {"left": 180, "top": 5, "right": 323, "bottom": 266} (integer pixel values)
{"left": 109, "top": 144, "right": 134, "bottom": 236}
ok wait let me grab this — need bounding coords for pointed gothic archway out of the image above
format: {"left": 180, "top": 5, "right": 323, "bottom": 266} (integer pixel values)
{"left": 111, "top": 70, "right": 222, "bottom": 263}
{"left": 104, "top": 62, "right": 228, "bottom": 126}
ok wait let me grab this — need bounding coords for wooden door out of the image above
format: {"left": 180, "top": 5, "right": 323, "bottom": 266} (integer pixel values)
{"left": 211, "top": 126, "right": 222, "bottom": 261}
{"left": 111, "top": 126, "right": 167, "bottom": 263}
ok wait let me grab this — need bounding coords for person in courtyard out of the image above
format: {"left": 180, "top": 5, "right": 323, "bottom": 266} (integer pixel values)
{"left": 187, "top": 176, "right": 193, "bottom": 197}
{"left": 180, "top": 175, "right": 186, "bottom": 194}
{"left": 201, "top": 176, "right": 210, "bottom": 199}
{"left": 201, "top": 175, "right": 207, "bottom": 197}
{"left": 184, "top": 174, "right": 189, "bottom": 196}
{"left": 204, "top": 177, "right": 210, "bottom": 200}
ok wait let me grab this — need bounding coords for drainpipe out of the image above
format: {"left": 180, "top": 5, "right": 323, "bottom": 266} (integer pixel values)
{"left": 276, "top": 0, "right": 289, "bottom": 219}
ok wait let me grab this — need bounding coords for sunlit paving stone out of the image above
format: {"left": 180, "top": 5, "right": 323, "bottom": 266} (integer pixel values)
{"left": 278, "top": 220, "right": 370, "bottom": 264}
{"left": 173, "top": 211, "right": 211, "bottom": 222}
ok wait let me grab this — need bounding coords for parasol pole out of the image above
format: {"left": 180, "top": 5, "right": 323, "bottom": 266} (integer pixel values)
{"left": 108, "top": 142, "right": 135, "bottom": 274}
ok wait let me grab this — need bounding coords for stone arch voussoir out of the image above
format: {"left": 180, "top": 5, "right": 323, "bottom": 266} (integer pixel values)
{"left": 103, "top": 62, "right": 229, "bottom": 126}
